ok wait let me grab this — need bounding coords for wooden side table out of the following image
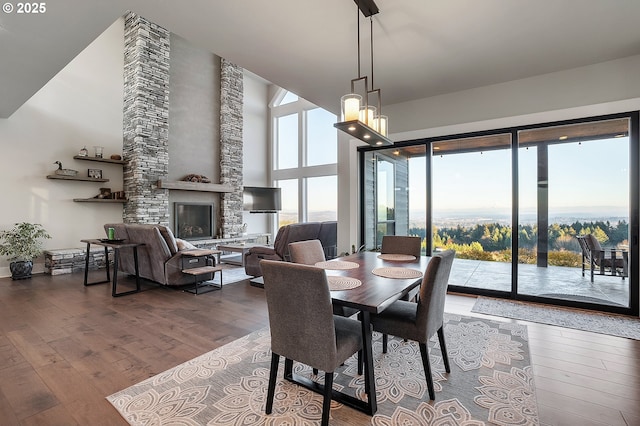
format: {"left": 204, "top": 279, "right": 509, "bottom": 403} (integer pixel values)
{"left": 81, "top": 239, "right": 144, "bottom": 297}
{"left": 181, "top": 249, "right": 223, "bottom": 295}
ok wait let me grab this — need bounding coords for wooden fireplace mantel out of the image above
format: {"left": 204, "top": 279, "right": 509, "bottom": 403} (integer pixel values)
{"left": 156, "top": 180, "right": 235, "bottom": 193}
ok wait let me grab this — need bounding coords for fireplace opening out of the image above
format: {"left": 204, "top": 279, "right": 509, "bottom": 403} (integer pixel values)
{"left": 174, "top": 202, "right": 215, "bottom": 240}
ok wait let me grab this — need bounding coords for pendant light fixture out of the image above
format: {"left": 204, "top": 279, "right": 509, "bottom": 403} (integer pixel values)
{"left": 334, "top": 0, "right": 392, "bottom": 146}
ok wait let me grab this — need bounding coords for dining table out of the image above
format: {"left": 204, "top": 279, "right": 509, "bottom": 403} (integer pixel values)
{"left": 283, "top": 250, "right": 431, "bottom": 416}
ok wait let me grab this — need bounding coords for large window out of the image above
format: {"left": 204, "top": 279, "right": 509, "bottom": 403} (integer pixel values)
{"left": 360, "top": 113, "right": 638, "bottom": 316}
{"left": 271, "top": 89, "right": 338, "bottom": 227}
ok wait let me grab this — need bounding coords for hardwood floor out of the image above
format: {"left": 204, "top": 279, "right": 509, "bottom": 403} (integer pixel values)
{"left": 0, "top": 271, "right": 638, "bottom": 425}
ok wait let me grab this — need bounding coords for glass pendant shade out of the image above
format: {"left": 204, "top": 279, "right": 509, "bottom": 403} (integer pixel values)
{"left": 341, "top": 94, "right": 362, "bottom": 121}
{"left": 373, "top": 115, "right": 388, "bottom": 136}
{"left": 359, "top": 106, "right": 376, "bottom": 126}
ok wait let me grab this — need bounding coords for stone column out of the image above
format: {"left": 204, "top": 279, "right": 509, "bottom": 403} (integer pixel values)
{"left": 122, "top": 12, "right": 170, "bottom": 225}
{"left": 219, "top": 59, "right": 244, "bottom": 238}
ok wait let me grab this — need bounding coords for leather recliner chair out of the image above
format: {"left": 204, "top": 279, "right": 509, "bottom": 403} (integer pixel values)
{"left": 244, "top": 221, "right": 337, "bottom": 277}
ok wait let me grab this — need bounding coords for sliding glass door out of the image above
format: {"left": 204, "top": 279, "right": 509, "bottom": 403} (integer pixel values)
{"left": 359, "top": 113, "right": 638, "bottom": 315}
{"left": 517, "top": 118, "right": 631, "bottom": 308}
{"left": 431, "top": 134, "right": 512, "bottom": 292}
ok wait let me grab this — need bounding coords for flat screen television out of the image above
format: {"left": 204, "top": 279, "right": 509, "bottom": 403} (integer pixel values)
{"left": 243, "top": 186, "right": 281, "bottom": 213}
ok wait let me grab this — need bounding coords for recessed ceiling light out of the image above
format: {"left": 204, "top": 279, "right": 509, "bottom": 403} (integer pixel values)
{"left": 559, "top": 135, "right": 568, "bottom": 140}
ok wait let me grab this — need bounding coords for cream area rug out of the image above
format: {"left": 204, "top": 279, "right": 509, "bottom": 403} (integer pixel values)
{"left": 208, "top": 266, "right": 252, "bottom": 285}
{"left": 108, "top": 314, "right": 538, "bottom": 425}
{"left": 472, "top": 297, "right": 640, "bottom": 340}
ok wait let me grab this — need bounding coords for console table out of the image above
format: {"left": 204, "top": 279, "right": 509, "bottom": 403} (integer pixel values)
{"left": 216, "top": 243, "right": 264, "bottom": 266}
{"left": 80, "top": 239, "right": 144, "bottom": 297}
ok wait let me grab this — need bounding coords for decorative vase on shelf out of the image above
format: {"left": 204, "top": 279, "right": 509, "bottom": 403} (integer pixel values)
{"left": 78, "top": 146, "right": 88, "bottom": 157}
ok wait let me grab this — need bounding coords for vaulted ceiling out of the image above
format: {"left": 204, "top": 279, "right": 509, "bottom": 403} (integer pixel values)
{"left": 1, "top": 0, "right": 640, "bottom": 118}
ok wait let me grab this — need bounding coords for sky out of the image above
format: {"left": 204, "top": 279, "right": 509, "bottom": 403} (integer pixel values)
{"left": 410, "top": 136, "right": 630, "bottom": 219}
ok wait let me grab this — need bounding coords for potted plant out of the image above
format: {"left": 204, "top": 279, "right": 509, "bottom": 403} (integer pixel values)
{"left": 0, "top": 222, "right": 51, "bottom": 280}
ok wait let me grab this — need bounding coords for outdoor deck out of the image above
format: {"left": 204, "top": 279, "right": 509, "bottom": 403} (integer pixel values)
{"left": 450, "top": 258, "right": 630, "bottom": 308}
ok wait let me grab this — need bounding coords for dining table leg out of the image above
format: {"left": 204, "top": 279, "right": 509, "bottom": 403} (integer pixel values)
{"left": 360, "top": 311, "right": 377, "bottom": 414}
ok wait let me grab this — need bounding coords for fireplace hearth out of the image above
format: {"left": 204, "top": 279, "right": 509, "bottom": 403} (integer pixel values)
{"left": 174, "top": 202, "right": 215, "bottom": 240}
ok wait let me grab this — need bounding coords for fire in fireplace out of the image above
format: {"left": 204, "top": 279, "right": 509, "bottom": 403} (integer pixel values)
{"left": 174, "top": 202, "right": 215, "bottom": 240}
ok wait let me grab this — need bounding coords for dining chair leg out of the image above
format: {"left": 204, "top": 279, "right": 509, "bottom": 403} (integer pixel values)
{"left": 265, "top": 352, "right": 280, "bottom": 414}
{"left": 284, "top": 358, "right": 293, "bottom": 378}
{"left": 419, "top": 342, "right": 435, "bottom": 400}
{"left": 321, "top": 372, "right": 334, "bottom": 426}
{"left": 437, "top": 326, "right": 450, "bottom": 373}
{"left": 382, "top": 333, "right": 388, "bottom": 353}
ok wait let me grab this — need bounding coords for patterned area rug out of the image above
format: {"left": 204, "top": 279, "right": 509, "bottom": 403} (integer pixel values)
{"left": 107, "top": 314, "right": 538, "bottom": 425}
{"left": 472, "top": 297, "right": 640, "bottom": 340}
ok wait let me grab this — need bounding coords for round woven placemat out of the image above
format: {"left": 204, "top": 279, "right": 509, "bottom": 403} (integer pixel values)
{"left": 327, "top": 276, "right": 362, "bottom": 291}
{"left": 378, "top": 253, "right": 417, "bottom": 261}
{"left": 314, "top": 260, "right": 360, "bottom": 270}
{"left": 372, "top": 267, "right": 423, "bottom": 279}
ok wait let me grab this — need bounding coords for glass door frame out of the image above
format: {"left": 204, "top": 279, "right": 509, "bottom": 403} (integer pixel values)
{"left": 358, "top": 111, "right": 639, "bottom": 316}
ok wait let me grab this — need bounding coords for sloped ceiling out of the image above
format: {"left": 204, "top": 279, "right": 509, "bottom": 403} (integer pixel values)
{"left": 1, "top": 0, "right": 640, "bottom": 118}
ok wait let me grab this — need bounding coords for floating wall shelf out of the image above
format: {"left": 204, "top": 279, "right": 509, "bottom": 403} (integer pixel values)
{"left": 73, "top": 155, "right": 126, "bottom": 165}
{"left": 47, "top": 175, "right": 109, "bottom": 183}
{"left": 73, "top": 198, "right": 127, "bottom": 203}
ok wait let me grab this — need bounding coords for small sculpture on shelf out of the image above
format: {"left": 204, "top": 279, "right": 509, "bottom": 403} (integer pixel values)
{"left": 93, "top": 187, "right": 112, "bottom": 199}
{"left": 53, "top": 161, "right": 78, "bottom": 176}
{"left": 78, "top": 146, "right": 88, "bottom": 157}
{"left": 182, "top": 174, "right": 211, "bottom": 183}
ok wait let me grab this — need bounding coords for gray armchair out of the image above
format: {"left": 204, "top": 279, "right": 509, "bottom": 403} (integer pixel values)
{"left": 261, "top": 260, "right": 362, "bottom": 426}
{"left": 244, "top": 221, "right": 337, "bottom": 278}
{"left": 369, "top": 249, "right": 455, "bottom": 400}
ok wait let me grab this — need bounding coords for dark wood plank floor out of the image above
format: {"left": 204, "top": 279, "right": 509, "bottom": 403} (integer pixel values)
{"left": 0, "top": 271, "right": 638, "bottom": 425}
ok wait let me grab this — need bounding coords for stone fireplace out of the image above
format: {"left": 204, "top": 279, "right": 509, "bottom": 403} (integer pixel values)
{"left": 122, "top": 12, "right": 243, "bottom": 237}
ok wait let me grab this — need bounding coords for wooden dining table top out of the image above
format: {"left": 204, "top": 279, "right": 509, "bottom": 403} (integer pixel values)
{"left": 323, "top": 251, "right": 431, "bottom": 314}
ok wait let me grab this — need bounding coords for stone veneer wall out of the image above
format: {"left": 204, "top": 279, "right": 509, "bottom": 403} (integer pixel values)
{"left": 122, "top": 12, "right": 171, "bottom": 225}
{"left": 219, "top": 59, "right": 244, "bottom": 238}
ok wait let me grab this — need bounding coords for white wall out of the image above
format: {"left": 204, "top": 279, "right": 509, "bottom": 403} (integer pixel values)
{"left": 242, "top": 72, "right": 271, "bottom": 236}
{"left": 0, "top": 18, "right": 125, "bottom": 277}
{"left": 337, "top": 54, "right": 640, "bottom": 255}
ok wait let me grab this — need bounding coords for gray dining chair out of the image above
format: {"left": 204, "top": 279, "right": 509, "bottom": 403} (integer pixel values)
{"left": 381, "top": 235, "right": 422, "bottom": 302}
{"left": 380, "top": 235, "right": 422, "bottom": 258}
{"left": 288, "top": 239, "right": 325, "bottom": 265}
{"left": 261, "top": 259, "right": 363, "bottom": 426}
{"left": 289, "top": 240, "right": 360, "bottom": 319}
{"left": 369, "top": 249, "right": 455, "bottom": 400}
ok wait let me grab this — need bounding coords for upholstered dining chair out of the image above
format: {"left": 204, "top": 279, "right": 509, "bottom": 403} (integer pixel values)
{"left": 381, "top": 235, "right": 422, "bottom": 301}
{"left": 380, "top": 235, "right": 422, "bottom": 258}
{"left": 369, "top": 249, "right": 455, "bottom": 400}
{"left": 289, "top": 240, "right": 360, "bottom": 319}
{"left": 288, "top": 239, "right": 325, "bottom": 265}
{"left": 261, "top": 260, "right": 363, "bottom": 426}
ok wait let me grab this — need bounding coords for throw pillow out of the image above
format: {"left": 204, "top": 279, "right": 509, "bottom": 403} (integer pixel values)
{"left": 176, "top": 238, "right": 197, "bottom": 251}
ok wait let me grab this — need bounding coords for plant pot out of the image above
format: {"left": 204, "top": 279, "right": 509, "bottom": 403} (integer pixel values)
{"left": 10, "top": 260, "right": 33, "bottom": 280}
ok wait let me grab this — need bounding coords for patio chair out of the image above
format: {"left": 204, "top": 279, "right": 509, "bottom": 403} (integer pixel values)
{"left": 576, "top": 234, "right": 628, "bottom": 282}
